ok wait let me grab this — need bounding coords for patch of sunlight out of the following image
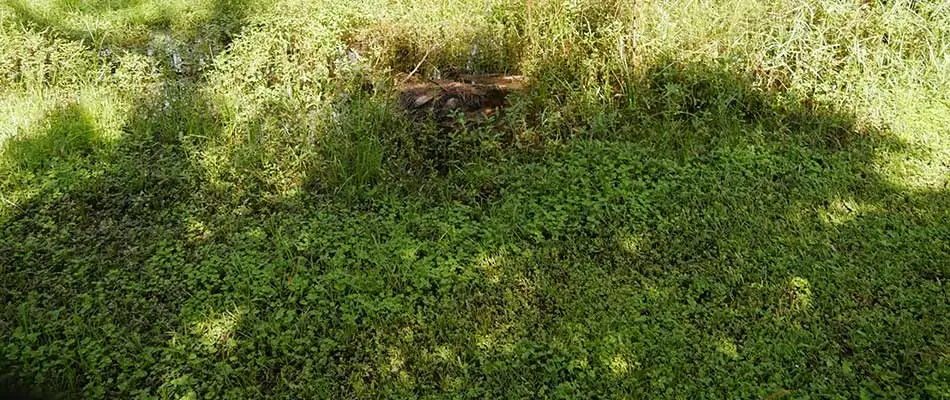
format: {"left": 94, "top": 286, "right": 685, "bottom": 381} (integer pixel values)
{"left": 399, "top": 324, "right": 416, "bottom": 342}
{"left": 441, "top": 375, "right": 463, "bottom": 392}
{"left": 875, "top": 94, "right": 950, "bottom": 192}
{"left": 818, "top": 197, "right": 881, "bottom": 226}
{"left": 191, "top": 308, "right": 245, "bottom": 352}
{"left": 875, "top": 131, "right": 950, "bottom": 192}
{"left": 7, "top": 0, "right": 215, "bottom": 45}
{"left": 0, "top": 88, "right": 130, "bottom": 216}
{"left": 605, "top": 353, "right": 636, "bottom": 375}
{"left": 475, "top": 332, "right": 496, "bottom": 351}
{"left": 615, "top": 231, "right": 645, "bottom": 255}
{"left": 473, "top": 252, "right": 506, "bottom": 284}
{"left": 177, "top": 391, "right": 197, "bottom": 400}
{"left": 387, "top": 348, "right": 405, "bottom": 374}
{"left": 400, "top": 246, "right": 418, "bottom": 262}
{"left": 715, "top": 337, "right": 739, "bottom": 360}
{"left": 67, "top": 2, "right": 170, "bottom": 31}
{"left": 0, "top": 86, "right": 131, "bottom": 145}
{"left": 77, "top": 87, "right": 131, "bottom": 141}
{"left": 184, "top": 216, "right": 211, "bottom": 242}
{"left": 246, "top": 226, "right": 267, "bottom": 241}
{"left": 0, "top": 3, "right": 13, "bottom": 21}
{"left": 643, "top": 282, "right": 671, "bottom": 303}
{"left": 784, "top": 276, "right": 813, "bottom": 313}
{"left": 434, "top": 345, "right": 455, "bottom": 362}
{"left": 474, "top": 325, "right": 516, "bottom": 355}
{"left": 0, "top": 93, "right": 53, "bottom": 144}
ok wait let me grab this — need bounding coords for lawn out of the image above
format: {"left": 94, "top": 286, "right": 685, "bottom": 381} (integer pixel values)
{"left": 1, "top": 0, "right": 948, "bottom": 398}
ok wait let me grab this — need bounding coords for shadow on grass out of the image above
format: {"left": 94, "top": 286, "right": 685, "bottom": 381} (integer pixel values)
{"left": 0, "top": 1, "right": 253, "bottom": 397}
{"left": 1, "top": 103, "right": 105, "bottom": 173}
{"left": 0, "top": 25, "right": 947, "bottom": 399}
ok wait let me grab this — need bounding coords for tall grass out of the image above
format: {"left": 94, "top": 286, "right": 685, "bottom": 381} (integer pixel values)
{"left": 3, "top": 0, "right": 945, "bottom": 201}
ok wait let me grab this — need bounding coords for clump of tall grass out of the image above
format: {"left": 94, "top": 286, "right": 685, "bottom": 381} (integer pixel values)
{"left": 2, "top": 0, "right": 946, "bottom": 202}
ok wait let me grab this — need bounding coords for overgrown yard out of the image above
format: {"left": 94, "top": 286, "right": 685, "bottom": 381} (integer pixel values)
{"left": 1, "top": 0, "right": 948, "bottom": 398}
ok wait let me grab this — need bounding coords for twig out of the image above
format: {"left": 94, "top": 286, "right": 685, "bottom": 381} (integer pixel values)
{"left": 402, "top": 46, "right": 433, "bottom": 83}
{"left": 0, "top": 193, "right": 18, "bottom": 210}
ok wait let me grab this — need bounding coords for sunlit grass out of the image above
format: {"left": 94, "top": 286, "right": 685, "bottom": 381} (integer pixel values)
{"left": 3, "top": 0, "right": 247, "bottom": 46}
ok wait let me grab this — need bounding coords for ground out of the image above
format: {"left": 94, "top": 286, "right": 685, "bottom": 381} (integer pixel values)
{"left": 0, "top": 0, "right": 948, "bottom": 398}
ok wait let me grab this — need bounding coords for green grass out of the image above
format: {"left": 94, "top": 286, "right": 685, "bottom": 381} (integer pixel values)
{"left": 1, "top": 0, "right": 948, "bottom": 398}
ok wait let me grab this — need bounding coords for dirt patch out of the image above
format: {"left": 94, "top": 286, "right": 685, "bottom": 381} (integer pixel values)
{"left": 397, "top": 73, "right": 524, "bottom": 125}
